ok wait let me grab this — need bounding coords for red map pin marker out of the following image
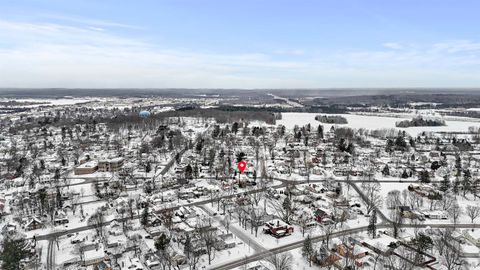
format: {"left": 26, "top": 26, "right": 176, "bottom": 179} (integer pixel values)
{"left": 238, "top": 160, "right": 246, "bottom": 173}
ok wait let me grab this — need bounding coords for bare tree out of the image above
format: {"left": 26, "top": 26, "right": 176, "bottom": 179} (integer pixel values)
{"left": 160, "top": 209, "right": 174, "bottom": 230}
{"left": 88, "top": 210, "right": 105, "bottom": 237}
{"left": 296, "top": 213, "right": 311, "bottom": 237}
{"left": 466, "top": 205, "right": 480, "bottom": 224}
{"left": 323, "top": 224, "right": 335, "bottom": 248}
{"left": 187, "top": 250, "right": 201, "bottom": 270}
{"left": 269, "top": 197, "right": 295, "bottom": 224}
{"left": 264, "top": 252, "right": 293, "bottom": 270}
{"left": 247, "top": 185, "right": 264, "bottom": 207}
{"left": 433, "top": 232, "right": 448, "bottom": 256}
{"left": 236, "top": 204, "right": 246, "bottom": 229}
{"left": 389, "top": 206, "right": 404, "bottom": 238}
{"left": 408, "top": 192, "right": 424, "bottom": 210}
{"left": 361, "top": 182, "right": 383, "bottom": 215}
{"left": 386, "top": 190, "right": 402, "bottom": 209}
{"left": 183, "top": 234, "right": 201, "bottom": 270}
{"left": 302, "top": 235, "right": 315, "bottom": 267}
{"left": 448, "top": 201, "right": 462, "bottom": 227}
{"left": 224, "top": 216, "right": 231, "bottom": 232}
{"left": 127, "top": 198, "right": 135, "bottom": 220}
{"left": 250, "top": 208, "right": 264, "bottom": 237}
{"left": 440, "top": 230, "right": 463, "bottom": 270}
{"left": 440, "top": 193, "right": 455, "bottom": 211}
{"left": 197, "top": 219, "right": 217, "bottom": 265}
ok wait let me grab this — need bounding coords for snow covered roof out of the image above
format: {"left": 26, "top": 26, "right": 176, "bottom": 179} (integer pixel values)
{"left": 77, "top": 161, "right": 98, "bottom": 168}
{"left": 362, "top": 235, "right": 398, "bottom": 252}
{"left": 84, "top": 245, "right": 105, "bottom": 261}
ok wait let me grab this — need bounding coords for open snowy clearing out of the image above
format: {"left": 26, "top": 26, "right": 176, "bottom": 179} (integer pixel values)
{"left": 277, "top": 112, "right": 480, "bottom": 136}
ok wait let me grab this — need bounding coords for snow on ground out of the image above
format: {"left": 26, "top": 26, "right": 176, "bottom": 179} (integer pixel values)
{"left": 277, "top": 112, "right": 480, "bottom": 136}
{"left": 0, "top": 97, "right": 98, "bottom": 108}
{"left": 233, "top": 246, "right": 314, "bottom": 270}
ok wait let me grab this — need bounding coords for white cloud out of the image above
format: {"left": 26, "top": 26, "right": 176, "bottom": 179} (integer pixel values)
{"left": 383, "top": 42, "right": 403, "bottom": 50}
{"left": 433, "top": 40, "right": 480, "bottom": 53}
{"left": 42, "top": 14, "right": 144, "bottom": 30}
{"left": 0, "top": 19, "right": 314, "bottom": 88}
{"left": 273, "top": 49, "right": 305, "bottom": 55}
{"left": 0, "top": 18, "right": 479, "bottom": 88}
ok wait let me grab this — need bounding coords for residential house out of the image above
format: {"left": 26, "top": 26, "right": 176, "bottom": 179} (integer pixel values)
{"left": 83, "top": 245, "right": 106, "bottom": 266}
{"left": 25, "top": 217, "right": 43, "bottom": 231}
{"left": 263, "top": 219, "right": 294, "bottom": 238}
{"left": 463, "top": 230, "right": 480, "bottom": 247}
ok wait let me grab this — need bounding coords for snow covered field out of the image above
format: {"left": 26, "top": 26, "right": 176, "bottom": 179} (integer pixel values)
{"left": 0, "top": 97, "right": 98, "bottom": 107}
{"left": 277, "top": 112, "right": 480, "bottom": 136}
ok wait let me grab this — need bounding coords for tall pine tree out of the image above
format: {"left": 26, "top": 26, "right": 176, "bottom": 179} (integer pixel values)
{"left": 368, "top": 210, "right": 377, "bottom": 238}
{"left": 302, "top": 235, "right": 314, "bottom": 267}
{"left": 463, "top": 169, "right": 472, "bottom": 196}
{"left": 141, "top": 203, "right": 149, "bottom": 227}
{"left": 440, "top": 174, "right": 450, "bottom": 192}
{"left": 0, "top": 235, "right": 32, "bottom": 270}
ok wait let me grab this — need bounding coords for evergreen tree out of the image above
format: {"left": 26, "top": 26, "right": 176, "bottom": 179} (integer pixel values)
{"left": 413, "top": 234, "right": 433, "bottom": 265}
{"left": 145, "top": 162, "right": 151, "bottom": 173}
{"left": 302, "top": 235, "right": 314, "bottom": 267}
{"left": 232, "top": 122, "right": 239, "bottom": 134}
{"left": 37, "top": 188, "right": 48, "bottom": 215}
{"left": 382, "top": 165, "right": 390, "bottom": 176}
{"left": 463, "top": 169, "right": 472, "bottom": 196}
{"left": 53, "top": 168, "right": 61, "bottom": 184}
{"left": 282, "top": 197, "right": 292, "bottom": 223}
{"left": 346, "top": 143, "right": 355, "bottom": 155}
{"left": 409, "top": 137, "right": 416, "bottom": 148}
{"left": 184, "top": 234, "right": 192, "bottom": 259}
{"left": 55, "top": 186, "right": 63, "bottom": 208}
{"left": 322, "top": 152, "right": 327, "bottom": 167}
{"left": 151, "top": 135, "right": 165, "bottom": 148}
{"left": 338, "top": 138, "right": 347, "bottom": 152}
{"left": 394, "top": 135, "right": 408, "bottom": 151}
{"left": 419, "top": 170, "right": 430, "bottom": 183}
{"left": 430, "top": 161, "right": 441, "bottom": 171}
{"left": 453, "top": 177, "right": 460, "bottom": 195}
{"left": 236, "top": 152, "right": 246, "bottom": 162}
{"left": 141, "top": 203, "right": 149, "bottom": 227}
{"left": 0, "top": 234, "right": 32, "bottom": 270}
{"left": 193, "top": 163, "right": 199, "bottom": 179}
{"left": 195, "top": 139, "right": 203, "bottom": 153}
{"left": 368, "top": 210, "right": 377, "bottom": 238}
{"left": 280, "top": 125, "right": 286, "bottom": 136}
{"left": 440, "top": 174, "right": 450, "bottom": 192}
{"left": 455, "top": 154, "right": 462, "bottom": 176}
{"left": 185, "top": 164, "right": 193, "bottom": 179}
{"left": 295, "top": 131, "right": 302, "bottom": 142}
{"left": 385, "top": 139, "right": 394, "bottom": 153}
{"left": 154, "top": 233, "right": 171, "bottom": 252}
{"left": 317, "top": 125, "right": 324, "bottom": 139}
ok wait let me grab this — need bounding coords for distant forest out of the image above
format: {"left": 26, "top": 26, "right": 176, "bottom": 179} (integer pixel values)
{"left": 315, "top": 115, "right": 348, "bottom": 124}
{"left": 396, "top": 116, "right": 446, "bottom": 128}
{"left": 6, "top": 107, "right": 277, "bottom": 133}
{"left": 149, "top": 108, "right": 276, "bottom": 125}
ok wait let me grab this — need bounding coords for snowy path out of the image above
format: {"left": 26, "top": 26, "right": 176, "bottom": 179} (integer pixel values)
{"left": 46, "top": 239, "right": 55, "bottom": 270}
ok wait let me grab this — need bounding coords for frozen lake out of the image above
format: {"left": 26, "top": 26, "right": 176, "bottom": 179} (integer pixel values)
{"left": 277, "top": 113, "right": 480, "bottom": 136}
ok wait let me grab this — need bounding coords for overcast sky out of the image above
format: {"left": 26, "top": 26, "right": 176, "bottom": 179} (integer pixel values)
{"left": 1, "top": 0, "right": 479, "bottom": 88}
